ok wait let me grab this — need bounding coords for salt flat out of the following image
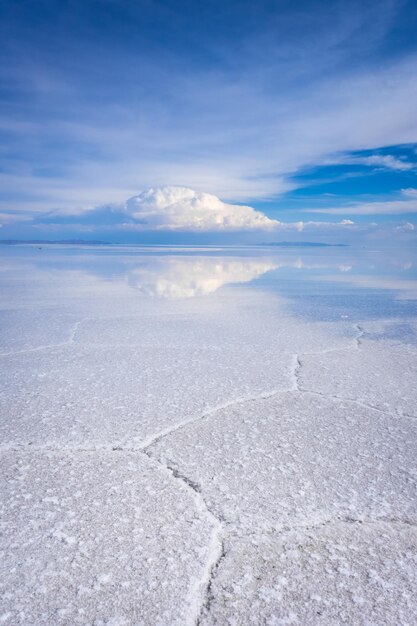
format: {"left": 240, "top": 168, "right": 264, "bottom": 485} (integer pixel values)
{"left": 0, "top": 244, "right": 416, "bottom": 625}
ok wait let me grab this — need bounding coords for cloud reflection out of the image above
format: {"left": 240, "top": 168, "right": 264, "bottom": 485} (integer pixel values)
{"left": 127, "top": 257, "right": 277, "bottom": 298}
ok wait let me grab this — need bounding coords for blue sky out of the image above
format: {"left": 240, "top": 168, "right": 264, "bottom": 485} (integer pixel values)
{"left": 1, "top": 0, "right": 417, "bottom": 242}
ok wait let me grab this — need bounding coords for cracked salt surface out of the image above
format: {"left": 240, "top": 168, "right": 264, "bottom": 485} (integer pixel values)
{"left": 0, "top": 449, "right": 216, "bottom": 626}
{"left": 0, "top": 291, "right": 358, "bottom": 447}
{"left": 298, "top": 334, "right": 417, "bottom": 418}
{"left": 1, "top": 245, "right": 417, "bottom": 625}
{"left": 199, "top": 522, "right": 417, "bottom": 626}
{"left": 148, "top": 391, "right": 417, "bottom": 532}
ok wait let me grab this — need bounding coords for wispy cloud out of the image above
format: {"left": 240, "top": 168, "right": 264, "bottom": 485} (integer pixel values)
{"left": 308, "top": 199, "right": 417, "bottom": 216}
{"left": 334, "top": 153, "right": 416, "bottom": 171}
{"left": 402, "top": 188, "right": 417, "bottom": 197}
{"left": 0, "top": 212, "right": 33, "bottom": 227}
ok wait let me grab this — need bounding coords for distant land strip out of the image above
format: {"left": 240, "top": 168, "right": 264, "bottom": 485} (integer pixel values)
{"left": 0, "top": 240, "right": 110, "bottom": 245}
{"left": 258, "top": 242, "right": 348, "bottom": 247}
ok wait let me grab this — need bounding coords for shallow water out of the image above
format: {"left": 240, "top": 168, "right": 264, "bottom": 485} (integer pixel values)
{"left": 2, "top": 242, "right": 417, "bottom": 313}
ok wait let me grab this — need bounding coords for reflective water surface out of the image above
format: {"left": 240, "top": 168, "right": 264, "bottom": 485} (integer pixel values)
{"left": 2, "top": 242, "right": 417, "bottom": 324}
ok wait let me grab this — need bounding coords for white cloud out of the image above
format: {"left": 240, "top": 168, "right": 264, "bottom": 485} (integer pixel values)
{"left": 118, "top": 187, "right": 376, "bottom": 233}
{"left": 307, "top": 199, "right": 417, "bottom": 215}
{"left": 123, "top": 186, "right": 278, "bottom": 231}
{"left": 118, "top": 188, "right": 377, "bottom": 233}
{"left": 275, "top": 219, "right": 359, "bottom": 231}
{"left": 345, "top": 154, "right": 415, "bottom": 170}
{"left": 401, "top": 188, "right": 417, "bottom": 198}
{"left": 0, "top": 212, "right": 33, "bottom": 225}
{"left": 395, "top": 222, "right": 415, "bottom": 232}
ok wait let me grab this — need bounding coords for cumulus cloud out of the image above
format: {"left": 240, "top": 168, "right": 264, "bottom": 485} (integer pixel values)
{"left": 123, "top": 186, "right": 278, "bottom": 231}
{"left": 118, "top": 187, "right": 367, "bottom": 233}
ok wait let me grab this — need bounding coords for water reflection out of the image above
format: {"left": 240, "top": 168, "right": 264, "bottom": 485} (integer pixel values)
{"left": 1, "top": 245, "right": 417, "bottom": 312}
{"left": 126, "top": 258, "right": 278, "bottom": 298}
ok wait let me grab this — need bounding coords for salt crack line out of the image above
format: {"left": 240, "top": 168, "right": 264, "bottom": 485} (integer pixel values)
{"left": 0, "top": 317, "right": 90, "bottom": 357}
{"left": 354, "top": 323, "right": 364, "bottom": 348}
{"left": 196, "top": 539, "right": 226, "bottom": 626}
{"left": 0, "top": 341, "right": 69, "bottom": 358}
{"left": 302, "top": 388, "right": 417, "bottom": 420}
{"left": 296, "top": 349, "right": 416, "bottom": 419}
{"left": 302, "top": 324, "right": 365, "bottom": 357}
{"left": 68, "top": 317, "right": 89, "bottom": 343}
{"left": 139, "top": 355, "right": 289, "bottom": 624}
{"left": 142, "top": 451, "right": 225, "bottom": 626}
{"left": 292, "top": 353, "right": 301, "bottom": 391}
{"left": 139, "top": 386, "right": 293, "bottom": 452}
{"left": 166, "top": 463, "right": 226, "bottom": 626}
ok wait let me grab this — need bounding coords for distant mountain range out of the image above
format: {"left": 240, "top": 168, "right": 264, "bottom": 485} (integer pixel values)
{"left": 0, "top": 239, "right": 110, "bottom": 245}
{"left": 259, "top": 242, "right": 347, "bottom": 247}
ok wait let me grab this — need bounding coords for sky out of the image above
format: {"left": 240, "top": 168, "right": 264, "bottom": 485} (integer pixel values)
{"left": 1, "top": 0, "right": 417, "bottom": 243}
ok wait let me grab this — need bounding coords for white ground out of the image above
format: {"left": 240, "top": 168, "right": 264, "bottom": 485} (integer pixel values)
{"left": 0, "top": 249, "right": 416, "bottom": 625}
